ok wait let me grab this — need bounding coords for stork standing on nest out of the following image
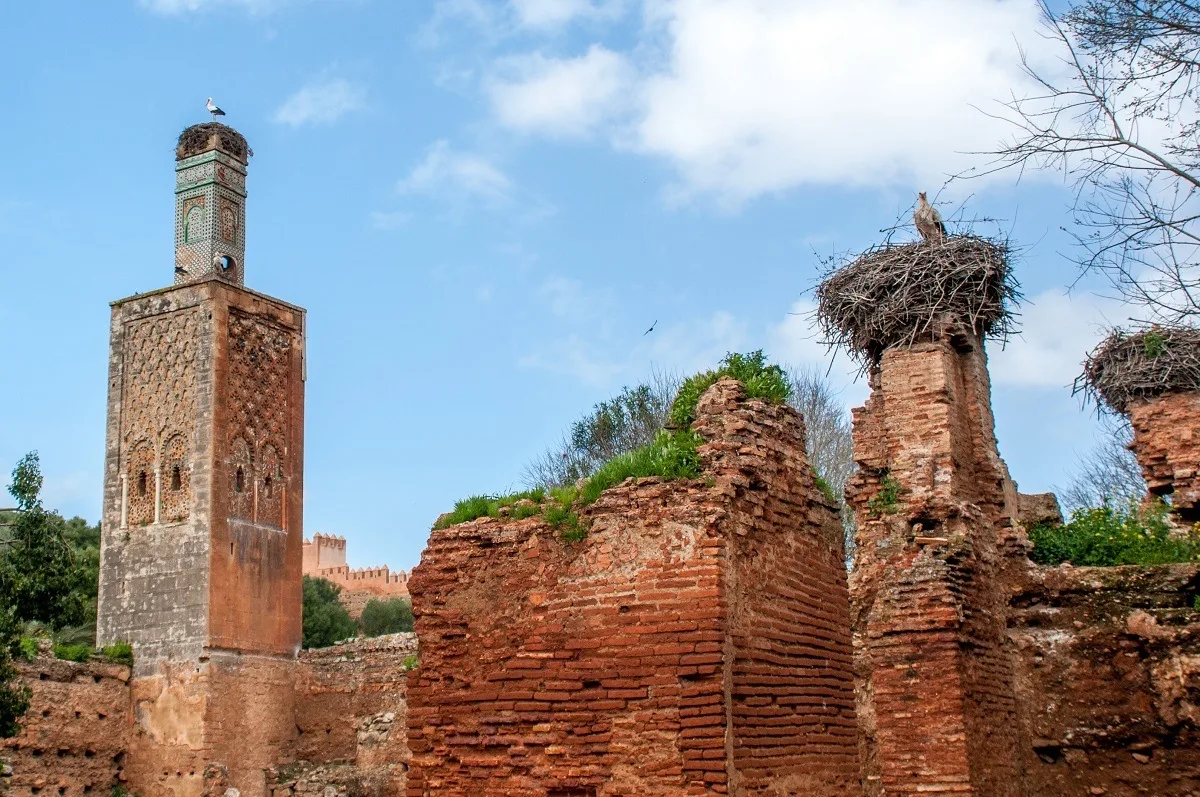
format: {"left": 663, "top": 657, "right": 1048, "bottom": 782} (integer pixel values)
{"left": 914, "top": 191, "right": 947, "bottom": 243}
{"left": 206, "top": 97, "right": 226, "bottom": 121}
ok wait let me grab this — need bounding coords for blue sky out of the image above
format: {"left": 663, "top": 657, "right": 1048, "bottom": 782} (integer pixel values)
{"left": 0, "top": 0, "right": 1128, "bottom": 571}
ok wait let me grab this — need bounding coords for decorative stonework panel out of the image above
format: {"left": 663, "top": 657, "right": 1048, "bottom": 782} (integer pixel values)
{"left": 160, "top": 433, "right": 191, "bottom": 523}
{"left": 120, "top": 308, "right": 201, "bottom": 526}
{"left": 230, "top": 435, "right": 253, "bottom": 522}
{"left": 227, "top": 308, "right": 291, "bottom": 529}
{"left": 219, "top": 198, "right": 239, "bottom": 244}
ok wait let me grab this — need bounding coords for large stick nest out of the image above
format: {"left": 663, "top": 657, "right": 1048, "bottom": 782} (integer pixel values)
{"left": 1077, "top": 324, "right": 1200, "bottom": 414}
{"left": 815, "top": 235, "right": 1020, "bottom": 366}
{"left": 176, "top": 123, "right": 251, "bottom": 163}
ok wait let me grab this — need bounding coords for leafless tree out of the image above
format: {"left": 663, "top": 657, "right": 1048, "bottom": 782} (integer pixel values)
{"left": 787, "top": 366, "right": 858, "bottom": 562}
{"left": 1057, "top": 415, "right": 1146, "bottom": 510}
{"left": 982, "top": 0, "right": 1200, "bottom": 322}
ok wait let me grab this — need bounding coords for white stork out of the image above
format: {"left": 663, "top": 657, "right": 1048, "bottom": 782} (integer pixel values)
{"left": 206, "top": 98, "right": 226, "bottom": 121}
{"left": 914, "top": 191, "right": 947, "bottom": 243}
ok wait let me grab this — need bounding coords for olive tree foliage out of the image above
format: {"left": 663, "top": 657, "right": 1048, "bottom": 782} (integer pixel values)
{"left": 984, "top": 0, "right": 1200, "bottom": 322}
{"left": 1058, "top": 416, "right": 1147, "bottom": 510}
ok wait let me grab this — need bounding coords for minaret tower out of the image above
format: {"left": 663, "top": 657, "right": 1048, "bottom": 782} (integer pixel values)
{"left": 97, "top": 121, "right": 305, "bottom": 797}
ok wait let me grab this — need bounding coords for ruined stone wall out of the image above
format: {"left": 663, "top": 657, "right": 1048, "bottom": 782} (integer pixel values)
{"left": 1007, "top": 562, "right": 1200, "bottom": 796}
{"left": 1, "top": 657, "right": 132, "bottom": 797}
{"left": 406, "top": 379, "right": 859, "bottom": 797}
{"left": 849, "top": 328, "right": 1022, "bottom": 797}
{"left": 1127, "top": 391, "right": 1200, "bottom": 521}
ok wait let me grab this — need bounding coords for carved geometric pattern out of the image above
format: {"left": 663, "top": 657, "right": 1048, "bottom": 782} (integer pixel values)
{"left": 160, "top": 433, "right": 191, "bottom": 523}
{"left": 219, "top": 198, "right": 238, "bottom": 244}
{"left": 120, "top": 307, "right": 200, "bottom": 526}
{"left": 230, "top": 435, "right": 253, "bottom": 522}
{"left": 227, "top": 308, "right": 291, "bottom": 529}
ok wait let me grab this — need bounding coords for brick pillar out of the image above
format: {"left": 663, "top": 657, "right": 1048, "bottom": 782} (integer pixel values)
{"left": 849, "top": 317, "right": 1023, "bottom": 797}
{"left": 1127, "top": 391, "right": 1200, "bottom": 522}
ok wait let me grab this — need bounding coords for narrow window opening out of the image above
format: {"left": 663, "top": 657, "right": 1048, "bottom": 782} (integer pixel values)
{"left": 235, "top": 467, "right": 245, "bottom": 493}
{"left": 170, "top": 466, "right": 182, "bottom": 492}
{"left": 263, "top": 475, "right": 273, "bottom": 498}
{"left": 137, "top": 472, "right": 148, "bottom": 497}
{"left": 230, "top": 542, "right": 234, "bottom": 556}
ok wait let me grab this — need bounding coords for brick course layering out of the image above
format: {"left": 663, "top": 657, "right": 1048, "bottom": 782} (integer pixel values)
{"left": 1127, "top": 392, "right": 1200, "bottom": 521}
{"left": 405, "top": 378, "right": 861, "bottom": 797}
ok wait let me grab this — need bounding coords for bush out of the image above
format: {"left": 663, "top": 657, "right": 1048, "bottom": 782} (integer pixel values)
{"left": 100, "top": 642, "right": 133, "bottom": 667}
{"left": 360, "top": 599, "right": 414, "bottom": 636}
{"left": 51, "top": 642, "right": 91, "bottom": 663}
{"left": 302, "top": 576, "right": 358, "bottom": 648}
{"left": 1029, "top": 501, "right": 1200, "bottom": 567}
{"left": 867, "top": 473, "right": 902, "bottom": 516}
{"left": 668, "top": 351, "right": 791, "bottom": 430}
{"left": 402, "top": 654, "right": 419, "bottom": 671}
{"left": 17, "top": 637, "right": 37, "bottom": 662}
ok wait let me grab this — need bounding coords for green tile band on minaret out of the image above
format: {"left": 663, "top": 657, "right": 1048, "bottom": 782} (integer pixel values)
{"left": 173, "top": 123, "right": 250, "bottom": 286}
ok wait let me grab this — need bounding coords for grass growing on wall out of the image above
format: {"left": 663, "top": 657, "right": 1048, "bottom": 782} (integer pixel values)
{"left": 1029, "top": 500, "right": 1200, "bottom": 566}
{"left": 434, "top": 351, "right": 792, "bottom": 541}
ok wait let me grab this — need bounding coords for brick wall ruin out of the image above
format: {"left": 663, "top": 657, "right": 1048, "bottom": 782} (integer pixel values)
{"left": 848, "top": 320, "right": 1024, "bottom": 797}
{"left": 405, "top": 379, "right": 860, "bottom": 796}
{"left": 1127, "top": 392, "right": 1200, "bottom": 521}
{"left": 1, "top": 656, "right": 132, "bottom": 796}
{"left": 1008, "top": 562, "right": 1200, "bottom": 796}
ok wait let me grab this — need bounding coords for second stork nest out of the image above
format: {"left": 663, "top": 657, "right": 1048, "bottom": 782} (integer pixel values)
{"left": 815, "top": 235, "right": 1019, "bottom": 366}
{"left": 1078, "top": 325, "right": 1200, "bottom": 414}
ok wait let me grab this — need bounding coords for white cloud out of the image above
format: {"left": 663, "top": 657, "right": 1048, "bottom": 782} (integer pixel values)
{"left": 397, "top": 140, "right": 513, "bottom": 203}
{"left": 488, "top": 46, "right": 634, "bottom": 138}
{"left": 510, "top": 0, "right": 627, "bottom": 29}
{"left": 273, "top": 77, "right": 366, "bottom": 127}
{"left": 989, "top": 289, "right": 1128, "bottom": 389}
{"left": 485, "top": 0, "right": 1055, "bottom": 206}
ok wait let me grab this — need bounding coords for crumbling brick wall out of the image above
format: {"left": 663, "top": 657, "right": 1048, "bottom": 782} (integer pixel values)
{"left": 1127, "top": 392, "right": 1200, "bottom": 521}
{"left": 1, "top": 657, "right": 132, "bottom": 796}
{"left": 1008, "top": 562, "right": 1200, "bottom": 796}
{"left": 405, "top": 379, "right": 860, "bottom": 796}
{"left": 849, "top": 324, "right": 1023, "bottom": 797}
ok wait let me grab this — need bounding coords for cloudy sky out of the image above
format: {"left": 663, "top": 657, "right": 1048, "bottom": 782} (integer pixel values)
{"left": 0, "top": 0, "right": 1129, "bottom": 570}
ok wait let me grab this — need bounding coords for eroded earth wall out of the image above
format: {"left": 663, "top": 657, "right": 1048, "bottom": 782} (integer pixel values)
{"left": 1, "top": 657, "right": 132, "bottom": 796}
{"left": 1008, "top": 562, "right": 1200, "bottom": 796}
{"left": 405, "top": 379, "right": 859, "bottom": 797}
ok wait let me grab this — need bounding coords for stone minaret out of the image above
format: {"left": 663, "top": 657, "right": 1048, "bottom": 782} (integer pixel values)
{"left": 97, "top": 122, "right": 305, "bottom": 797}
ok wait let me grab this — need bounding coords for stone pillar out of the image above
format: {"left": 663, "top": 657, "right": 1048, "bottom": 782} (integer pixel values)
{"left": 1127, "top": 391, "right": 1200, "bottom": 522}
{"left": 849, "top": 318, "right": 1023, "bottom": 797}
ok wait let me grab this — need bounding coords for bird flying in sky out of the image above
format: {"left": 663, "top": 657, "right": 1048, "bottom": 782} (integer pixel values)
{"left": 913, "top": 191, "right": 947, "bottom": 243}
{"left": 643, "top": 320, "right": 657, "bottom": 336}
{"left": 206, "top": 98, "right": 226, "bottom": 121}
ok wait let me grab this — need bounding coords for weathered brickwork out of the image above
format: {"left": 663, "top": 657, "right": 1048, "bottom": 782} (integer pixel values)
{"left": 1127, "top": 391, "right": 1200, "bottom": 521}
{"left": 849, "top": 323, "right": 1023, "bottom": 797}
{"left": 405, "top": 379, "right": 859, "bottom": 796}
{"left": 1008, "top": 563, "right": 1200, "bottom": 796}
{"left": 1, "top": 657, "right": 131, "bottom": 796}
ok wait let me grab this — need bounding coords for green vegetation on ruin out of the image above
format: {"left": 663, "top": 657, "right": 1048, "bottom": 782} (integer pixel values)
{"left": 100, "top": 641, "right": 134, "bottom": 667}
{"left": 432, "top": 351, "right": 793, "bottom": 542}
{"left": 360, "top": 597, "right": 415, "bottom": 636}
{"left": 867, "top": 473, "right": 902, "bottom": 517}
{"left": 1029, "top": 500, "right": 1200, "bottom": 567}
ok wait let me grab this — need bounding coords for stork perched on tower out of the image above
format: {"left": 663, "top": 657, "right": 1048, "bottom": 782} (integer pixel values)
{"left": 913, "top": 191, "right": 947, "bottom": 243}
{"left": 206, "top": 97, "right": 226, "bottom": 121}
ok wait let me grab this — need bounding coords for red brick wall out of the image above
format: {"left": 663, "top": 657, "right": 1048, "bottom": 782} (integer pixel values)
{"left": 1128, "top": 391, "right": 1200, "bottom": 520}
{"left": 1008, "top": 562, "right": 1200, "bottom": 796}
{"left": 405, "top": 379, "right": 859, "bottom": 796}
{"left": 1, "top": 657, "right": 131, "bottom": 796}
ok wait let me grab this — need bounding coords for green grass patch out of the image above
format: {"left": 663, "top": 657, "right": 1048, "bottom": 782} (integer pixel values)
{"left": 813, "top": 472, "right": 839, "bottom": 505}
{"left": 18, "top": 636, "right": 38, "bottom": 662}
{"left": 1029, "top": 501, "right": 1200, "bottom": 567}
{"left": 668, "top": 350, "right": 791, "bottom": 429}
{"left": 402, "top": 654, "right": 419, "bottom": 671}
{"left": 1143, "top": 328, "right": 1168, "bottom": 358}
{"left": 433, "top": 489, "right": 549, "bottom": 529}
{"left": 51, "top": 642, "right": 92, "bottom": 663}
{"left": 867, "top": 473, "right": 902, "bottom": 516}
{"left": 579, "top": 430, "right": 702, "bottom": 505}
{"left": 100, "top": 642, "right": 133, "bottom": 667}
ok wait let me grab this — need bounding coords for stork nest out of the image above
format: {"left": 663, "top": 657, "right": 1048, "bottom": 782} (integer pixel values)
{"left": 1076, "top": 324, "right": 1200, "bottom": 414}
{"left": 176, "top": 123, "right": 251, "bottom": 163}
{"left": 815, "top": 235, "right": 1019, "bottom": 366}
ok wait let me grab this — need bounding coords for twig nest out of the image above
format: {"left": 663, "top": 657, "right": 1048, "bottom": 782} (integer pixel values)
{"left": 1077, "top": 324, "right": 1200, "bottom": 413}
{"left": 815, "top": 235, "right": 1019, "bottom": 366}
{"left": 176, "top": 123, "right": 251, "bottom": 163}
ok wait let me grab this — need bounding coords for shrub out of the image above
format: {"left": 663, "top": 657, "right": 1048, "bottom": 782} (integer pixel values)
{"left": 813, "top": 472, "right": 839, "bottom": 505}
{"left": 1029, "top": 501, "right": 1200, "bottom": 567}
{"left": 17, "top": 637, "right": 37, "bottom": 662}
{"left": 402, "top": 654, "right": 419, "bottom": 671}
{"left": 100, "top": 642, "right": 133, "bottom": 667}
{"left": 51, "top": 642, "right": 91, "bottom": 663}
{"left": 867, "top": 473, "right": 902, "bottom": 516}
{"left": 301, "top": 576, "right": 358, "bottom": 649}
{"left": 360, "top": 598, "right": 414, "bottom": 636}
{"left": 668, "top": 351, "right": 791, "bottom": 430}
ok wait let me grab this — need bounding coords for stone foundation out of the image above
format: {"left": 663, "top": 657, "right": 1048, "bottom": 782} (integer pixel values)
{"left": 405, "top": 379, "right": 860, "bottom": 796}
